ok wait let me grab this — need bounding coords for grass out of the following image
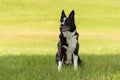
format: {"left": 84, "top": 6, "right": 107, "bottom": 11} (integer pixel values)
{"left": 0, "top": 55, "right": 120, "bottom": 80}
{"left": 0, "top": 0, "right": 120, "bottom": 80}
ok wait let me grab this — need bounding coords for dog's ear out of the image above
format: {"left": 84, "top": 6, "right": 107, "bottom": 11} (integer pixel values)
{"left": 60, "top": 10, "right": 66, "bottom": 21}
{"left": 68, "top": 10, "right": 75, "bottom": 21}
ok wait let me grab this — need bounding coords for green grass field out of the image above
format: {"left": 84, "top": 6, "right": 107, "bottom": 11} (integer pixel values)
{"left": 0, "top": 0, "right": 120, "bottom": 80}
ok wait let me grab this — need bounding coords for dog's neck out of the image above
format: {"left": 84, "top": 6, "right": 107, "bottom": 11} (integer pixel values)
{"left": 62, "top": 30, "right": 76, "bottom": 39}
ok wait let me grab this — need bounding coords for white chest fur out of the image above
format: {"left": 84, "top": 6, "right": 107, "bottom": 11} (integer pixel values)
{"left": 63, "top": 31, "right": 77, "bottom": 64}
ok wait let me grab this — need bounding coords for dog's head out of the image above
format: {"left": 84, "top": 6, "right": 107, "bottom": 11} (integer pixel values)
{"left": 60, "top": 10, "right": 76, "bottom": 32}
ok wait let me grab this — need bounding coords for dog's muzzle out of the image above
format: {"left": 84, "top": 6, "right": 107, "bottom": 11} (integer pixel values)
{"left": 61, "top": 26, "right": 70, "bottom": 32}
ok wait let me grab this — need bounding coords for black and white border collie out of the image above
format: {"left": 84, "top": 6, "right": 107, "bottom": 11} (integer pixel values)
{"left": 56, "top": 10, "right": 81, "bottom": 71}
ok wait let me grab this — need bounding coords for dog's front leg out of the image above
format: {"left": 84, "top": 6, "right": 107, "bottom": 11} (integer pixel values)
{"left": 73, "top": 54, "right": 78, "bottom": 70}
{"left": 58, "top": 61, "right": 62, "bottom": 71}
{"left": 58, "top": 54, "right": 63, "bottom": 71}
{"left": 58, "top": 47, "right": 66, "bottom": 71}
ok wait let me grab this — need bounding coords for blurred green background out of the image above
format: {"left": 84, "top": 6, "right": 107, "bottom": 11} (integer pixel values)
{"left": 0, "top": 0, "right": 120, "bottom": 55}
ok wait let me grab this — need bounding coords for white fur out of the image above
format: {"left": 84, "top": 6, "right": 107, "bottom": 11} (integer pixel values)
{"left": 63, "top": 31, "right": 76, "bottom": 39}
{"left": 60, "top": 17, "right": 66, "bottom": 28}
{"left": 63, "top": 31, "right": 78, "bottom": 64}
{"left": 73, "top": 54, "right": 78, "bottom": 70}
{"left": 58, "top": 61, "right": 62, "bottom": 71}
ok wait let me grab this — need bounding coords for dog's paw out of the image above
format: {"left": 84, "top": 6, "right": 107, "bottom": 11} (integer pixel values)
{"left": 74, "top": 66, "right": 78, "bottom": 70}
{"left": 58, "top": 66, "right": 62, "bottom": 71}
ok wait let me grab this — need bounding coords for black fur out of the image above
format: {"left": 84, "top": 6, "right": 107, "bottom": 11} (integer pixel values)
{"left": 56, "top": 10, "right": 81, "bottom": 66}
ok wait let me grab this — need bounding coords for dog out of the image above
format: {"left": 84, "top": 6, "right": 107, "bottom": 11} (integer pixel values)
{"left": 56, "top": 10, "right": 81, "bottom": 71}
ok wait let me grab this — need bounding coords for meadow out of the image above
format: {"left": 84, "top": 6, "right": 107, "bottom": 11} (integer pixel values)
{"left": 0, "top": 0, "right": 120, "bottom": 80}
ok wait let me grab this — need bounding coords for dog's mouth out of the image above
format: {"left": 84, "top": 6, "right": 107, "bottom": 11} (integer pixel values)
{"left": 62, "top": 27, "right": 70, "bottom": 32}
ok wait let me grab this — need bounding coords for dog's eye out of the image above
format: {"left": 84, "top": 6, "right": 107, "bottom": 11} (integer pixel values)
{"left": 66, "top": 19, "right": 70, "bottom": 23}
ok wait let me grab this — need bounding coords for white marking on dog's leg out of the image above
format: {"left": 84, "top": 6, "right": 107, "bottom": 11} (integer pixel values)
{"left": 58, "top": 61, "right": 62, "bottom": 71}
{"left": 63, "top": 46, "right": 68, "bottom": 49}
{"left": 73, "top": 54, "right": 78, "bottom": 70}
